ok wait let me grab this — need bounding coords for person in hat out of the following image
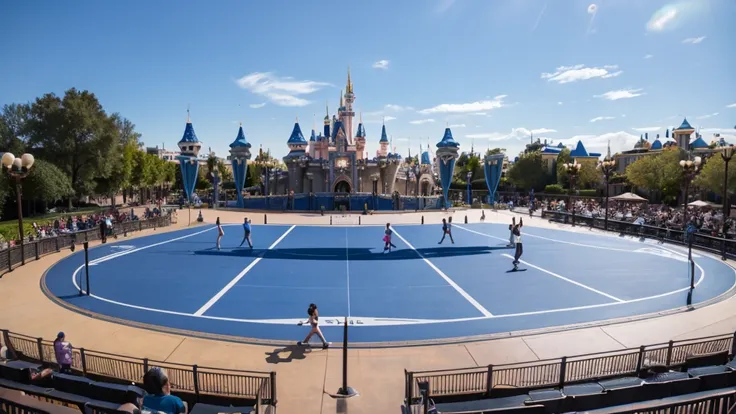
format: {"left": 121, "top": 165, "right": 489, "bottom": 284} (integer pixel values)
{"left": 53, "top": 332, "right": 73, "bottom": 374}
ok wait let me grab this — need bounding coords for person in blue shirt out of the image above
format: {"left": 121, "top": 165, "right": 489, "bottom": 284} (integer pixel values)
{"left": 142, "top": 367, "right": 187, "bottom": 414}
{"left": 239, "top": 217, "right": 253, "bottom": 248}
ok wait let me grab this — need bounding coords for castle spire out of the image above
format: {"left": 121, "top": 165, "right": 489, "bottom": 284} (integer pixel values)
{"left": 346, "top": 66, "right": 353, "bottom": 94}
{"left": 606, "top": 140, "right": 611, "bottom": 159}
{"left": 340, "top": 89, "right": 344, "bottom": 108}
{"left": 186, "top": 105, "right": 191, "bottom": 123}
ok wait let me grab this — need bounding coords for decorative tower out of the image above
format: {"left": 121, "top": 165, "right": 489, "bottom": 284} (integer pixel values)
{"left": 674, "top": 118, "right": 695, "bottom": 149}
{"left": 355, "top": 112, "right": 366, "bottom": 160}
{"left": 229, "top": 123, "right": 252, "bottom": 208}
{"left": 436, "top": 127, "right": 460, "bottom": 209}
{"left": 176, "top": 109, "right": 202, "bottom": 204}
{"left": 343, "top": 67, "right": 356, "bottom": 144}
{"left": 284, "top": 118, "right": 309, "bottom": 194}
{"left": 377, "top": 121, "right": 389, "bottom": 157}
{"left": 285, "top": 117, "right": 308, "bottom": 157}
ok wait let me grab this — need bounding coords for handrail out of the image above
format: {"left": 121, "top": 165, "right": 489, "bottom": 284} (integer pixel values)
{"left": 404, "top": 330, "right": 736, "bottom": 405}
{"left": 0, "top": 215, "right": 172, "bottom": 274}
{"left": 1, "top": 328, "right": 276, "bottom": 406}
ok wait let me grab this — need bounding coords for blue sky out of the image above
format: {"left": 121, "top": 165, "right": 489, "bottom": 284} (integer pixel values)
{"left": 1, "top": 0, "right": 734, "bottom": 159}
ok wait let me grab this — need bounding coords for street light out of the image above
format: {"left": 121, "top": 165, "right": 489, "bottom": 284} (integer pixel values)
{"left": 466, "top": 171, "right": 473, "bottom": 206}
{"left": 564, "top": 161, "right": 582, "bottom": 226}
{"left": 599, "top": 158, "right": 616, "bottom": 231}
{"left": 2, "top": 152, "right": 35, "bottom": 265}
{"left": 721, "top": 145, "right": 734, "bottom": 259}
{"left": 680, "top": 155, "right": 702, "bottom": 288}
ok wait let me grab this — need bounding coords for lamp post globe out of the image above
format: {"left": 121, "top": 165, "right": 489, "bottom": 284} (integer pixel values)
{"left": 2, "top": 152, "right": 35, "bottom": 266}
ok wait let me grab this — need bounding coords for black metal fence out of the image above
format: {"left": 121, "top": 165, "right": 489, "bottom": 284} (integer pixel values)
{"left": 0, "top": 215, "right": 172, "bottom": 274}
{"left": 1, "top": 329, "right": 276, "bottom": 407}
{"left": 604, "top": 387, "right": 736, "bottom": 414}
{"left": 539, "top": 210, "right": 736, "bottom": 259}
{"left": 404, "top": 331, "right": 736, "bottom": 404}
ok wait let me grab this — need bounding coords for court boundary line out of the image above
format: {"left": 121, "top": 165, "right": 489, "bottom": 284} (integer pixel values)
{"left": 345, "top": 227, "right": 351, "bottom": 317}
{"left": 500, "top": 254, "right": 624, "bottom": 302}
{"left": 193, "top": 225, "right": 296, "bottom": 316}
{"left": 390, "top": 227, "right": 494, "bottom": 317}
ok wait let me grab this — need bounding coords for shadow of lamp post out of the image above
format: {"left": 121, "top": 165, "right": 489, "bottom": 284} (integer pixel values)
{"left": 721, "top": 145, "right": 734, "bottom": 260}
{"left": 1, "top": 152, "right": 35, "bottom": 265}
{"left": 599, "top": 157, "right": 616, "bottom": 231}
{"left": 564, "top": 161, "right": 581, "bottom": 226}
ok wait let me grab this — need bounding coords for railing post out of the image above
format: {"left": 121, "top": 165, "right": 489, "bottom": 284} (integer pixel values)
{"left": 1, "top": 330, "right": 16, "bottom": 359}
{"left": 636, "top": 345, "right": 646, "bottom": 372}
{"left": 666, "top": 340, "right": 674, "bottom": 366}
{"left": 485, "top": 365, "right": 494, "bottom": 397}
{"left": 192, "top": 365, "right": 200, "bottom": 401}
{"left": 55, "top": 236, "right": 60, "bottom": 252}
{"left": 143, "top": 358, "right": 149, "bottom": 374}
{"left": 559, "top": 357, "right": 567, "bottom": 387}
{"left": 406, "top": 371, "right": 414, "bottom": 404}
{"left": 36, "top": 337, "right": 44, "bottom": 362}
{"left": 270, "top": 371, "right": 277, "bottom": 406}
{"left": 731, "top": 331, "right": 736, "bottom": 357}
{"left": 34, "top": 242, "right": 39, "bottom": 260}
{"left": 139, "top": 221, "right": 142, "bottom": 232}
{"left": 7, "top": 248, "right": 12, "bottom": 272}
{"left": 80, "top": 348, "right": 87, "bottom": 376}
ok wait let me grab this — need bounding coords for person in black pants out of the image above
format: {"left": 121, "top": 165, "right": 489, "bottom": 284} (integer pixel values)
{"left": 100, "top": 216, "right": 107, "bottom": 244}
{"left": 512, "top": 217, "right": 523, "bottom": 270}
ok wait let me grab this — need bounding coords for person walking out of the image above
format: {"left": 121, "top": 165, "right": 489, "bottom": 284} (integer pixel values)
{"left": 297, "top": 303, "right": 330, "bottom": 349}
{"left": 239, "top": 217, "right": 253, "bottom": 248}
{"left": 438, "top": 217, "right": 455, "bottom": 244}
{"left": 216, "top": 217, "right": 224, "bottom": 250}
{"left": 53, "top": 332, "right": 73, "bottom": 374}
{"left": 383, "top": 223, "right": 397, "bottom": 252}
{"left": 512, "top": 217, "right": 524, "bottom": 270}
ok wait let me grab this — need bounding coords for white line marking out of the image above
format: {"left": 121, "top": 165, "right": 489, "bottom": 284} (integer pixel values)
{"left": 391, "top": 227, "right": 493, "bottom": 317}
{"left": 345, "top": 227, "right": 351, "bottom": 317}
{"left": 501, "top": 253, "right": 624, "bottom": 302}
{"left": 73, "top": 226, "right": 217, "bottom": 293}
{"left": 193, "top": 225, "right": 296, "bottom": 316}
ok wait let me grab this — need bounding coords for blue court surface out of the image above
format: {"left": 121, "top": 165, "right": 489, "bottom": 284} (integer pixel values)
{"left": 42, "top": 222, "right": 736, "bottom": 346}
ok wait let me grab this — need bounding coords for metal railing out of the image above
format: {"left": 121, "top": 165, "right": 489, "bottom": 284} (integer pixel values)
{"left": 594, "top": 387, "right": 736, "bottom": 413}
{"left": 1, "top": 329, "right": 276, "bottom": 407}
{"left": 540, "top": 210, "right": 736, "bottom": 259}
{"left": 405, "top": 331, "right": 736, "bottom": 404}
{"left": 0, "top": 215, "right": 172, "bottom": 274}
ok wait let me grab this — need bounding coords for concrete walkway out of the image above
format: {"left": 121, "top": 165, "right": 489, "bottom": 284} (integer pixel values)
{"left": 1, "top": 208, "right": 735, "bottom": 414}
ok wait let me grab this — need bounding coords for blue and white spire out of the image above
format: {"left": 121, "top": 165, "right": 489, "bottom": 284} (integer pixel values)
{"left": 229, "top": 123, "right": 252, "bottom": 209}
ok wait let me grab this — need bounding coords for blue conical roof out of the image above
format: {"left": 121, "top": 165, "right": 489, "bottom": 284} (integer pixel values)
{"left": 677, "top": 118, "right": 694, "bottom": 130}
{"left": 651, "top": 139, "right": 662, "bottom": 150}
{"left": 421, "top": 151, "right": 431, "bottom": 165}
{"left": 310, "top": 129, "right": 316, "bottom": 142}
{"left": 437, "top": 128, "right": 459, "bottom": 148}
{"left": 179, "top": 122, "right": 199, "bottom": 144}
{"left": 569, "top": 140, "right": 589, "bottom": 157}
{"left": 229, "top": 125, "right": 251, "bottom": 148}
{"left": 356, "top": 123, "right": 366, "bottom": 138}
{"left": 379, "top": 124, "right": 389, "bottom": 143}
{"left": 691, "top": 136, "right": 708, "bottom": 149}
{"left": 287, "top": 122, "right": 307, "bottom": 144}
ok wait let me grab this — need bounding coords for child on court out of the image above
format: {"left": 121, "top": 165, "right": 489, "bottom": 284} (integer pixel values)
{"left": 383, "top": 223, "right": 397, "bottom": 253}
{"left": 438, "top": 217, "right": 455, "bottom": 244}
{"left": 512, "top": 217, "right": 524, "bottom": 270}
{"left": 508, "top": 223, "right": 514, "bottom": 247}
{"left": 239, "top": 217, "right": 253, "bottom": 248}
{"left": 297, "top": 303, "right": 330, "bottom": 349}
{"left": 216, "top": 217, "right": 224, "bottom": 250}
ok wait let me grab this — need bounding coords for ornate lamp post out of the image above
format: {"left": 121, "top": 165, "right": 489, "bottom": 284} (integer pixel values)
{"left": 466, "top": 171, "right": 473, "bottom": 206}
{"left": 680, "top": 155, "right": 702, "bottom": 287}
{"left": 564, "top": 161, "right": 582, "bottom": 226}
{"left": 599, "top": 158, "right": 616, "bottom": 231}
{"left": 721, "top": 145, "right": 734, "bottom": 259}
{"left": 1, "top": 152, "right": 35, "bottom": 265}
{"left": 210, "top": 170, "right": 220, "bottom": 209}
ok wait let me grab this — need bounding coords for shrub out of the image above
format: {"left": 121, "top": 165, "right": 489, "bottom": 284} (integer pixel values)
{"left": 544, "top": 184, "right": 565, "bottom": 194}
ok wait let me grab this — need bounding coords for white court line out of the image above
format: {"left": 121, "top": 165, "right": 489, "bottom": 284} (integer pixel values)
{"left": 500, "top": 254, "right": 624, "bottom": 302}
{"left": 391, "top": 228, "right": 494, "bottom": 317}
{"left": 345, "top": 227, "right": 351, "bottom": 317}
{"left": 193, "top": 225, "right": 296, "bottom": 316}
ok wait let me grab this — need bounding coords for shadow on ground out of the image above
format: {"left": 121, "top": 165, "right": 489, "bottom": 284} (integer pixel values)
{"left": 190, "top": 245, "right": 512, "bottom": 260}
{"left": 265, "top": 345, "right": 311, "bottom": 364}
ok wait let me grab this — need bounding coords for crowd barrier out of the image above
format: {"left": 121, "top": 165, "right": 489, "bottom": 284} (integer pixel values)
{"left": 225, "top": 193, "right": 444, "bottom": 211}
{"left": 1, "top": 329, "right": 276, "bottom": 407}
{"left": 540, "top": 210, "right": 736, "bottom": 259}
{"left": 405, "top": 331, "right": 736, "bottom": 405}
{"left": 0, "top": 215, "right": 172, "bottom": 274}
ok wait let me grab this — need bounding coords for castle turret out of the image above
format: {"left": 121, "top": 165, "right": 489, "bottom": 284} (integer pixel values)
{"left": 355, "top": 112, "right": 366, "bottom": 160}
{"left": 323, "top": 103, "right": 331, "bottom": 139}
{"left": 436, "top": 127, "right": 460, "bottom": 209}
{"left": 229, "top": 123, "right": 252, "bottom": 208}
{"left": 285, "top": 118, "right": 308, "bottom": 158}
{"left": 177, "top": 110, "right": 202, "bottom": 157}
{"left": 176, "top": 110, "right": 202, "bottom": 204}
{"left": 342, "top": 67, "right": 356, "bottom": 145}
{"left": 674, "top": 118, "right": 695, "bottom": 149}
{"left": 377, "top": 122, "right": 389, "bottom": 157}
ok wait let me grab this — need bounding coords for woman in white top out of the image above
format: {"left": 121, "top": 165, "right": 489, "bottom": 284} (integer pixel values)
{"left": 216, "top": 217, "right": 224, "bottom": 250}
{"left": 297, "top": 303, "right": 329, "bottom": 349}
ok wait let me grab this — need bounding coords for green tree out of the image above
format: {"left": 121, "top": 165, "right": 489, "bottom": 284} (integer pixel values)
{"left": 694, "top": 155, "right": 736, "bottom": 197}
{"left": 626, "top": 148, "right": 683, "bottom": 202}
{"left": 26, "top": 89, "right": 118, "bottom": 204}
{"left": 23, "top": 159, "right": 74, "bottom": 209}
{"left": 485, "top": 148, "right": 505, "bottom": 156}
{"left": 0, "top": 103, "right": 31, "bottom": 155}
{"left": 507, "top": 152, "right": 547, "bottom": 190}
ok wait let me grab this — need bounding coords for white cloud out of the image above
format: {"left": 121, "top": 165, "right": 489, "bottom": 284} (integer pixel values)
{"left": 249, "top": 103, "right": 266, "bottom": 109}
{"left": 372, "top": 60, "right": 390, "bottom": 70}
{"left": 727, "top": 103, "right": 736, "bottom": 108}
{"left": 395, "top": 137, "right": 409, "bottom": 142}
{"left": 235, "top": 72, "right": 330, "bottom": 107}
{"left": 632, "top": 126, "right": 662, "bottom": 132}
{"left": 409, "top": 119, "right": 436, "bottom": 125}
{"left": 560, "top": 131, "right": 640, "bottom": 155}
{"left": 465, "top": 127, "right": 555, "bottom": 142}
{"left": 557, "top": 102, "right": 563, "bottom": 105}
{"left": 697, "top": 112, "right": 719, "bottom": 120}
{"left": 419, "top": 95, "right": 507, "bottom": 114}
{"left": 541, "top": 65, "right": 622, "bottom": 84}
{"left": 364, "top": 115, "right": 396, "bottom": 124}
{"left": 363, "top": 104, "right": 413, "bottom": 117}
{"left": 647, "top": 8, "right": 677, "bottom": 32}
{"left": 590, "top": 116, "right": 616, "bottom": 123}
{"left": 469, "top": 112, "right": 488, "bottom": 116}
{"left": 644, "top": 54, "right": 654, "bottom": 59}
{"left": 449, "top": 124, "right": 466, "bottom": 128}
{"left": 594, "top": 88, "right": 645, "bottom": 101}
{"left": 531, "top": 128, "right": 556, "bottom": 134}
{"left": 682, "top": 36, "right": 706, "bottom": 44}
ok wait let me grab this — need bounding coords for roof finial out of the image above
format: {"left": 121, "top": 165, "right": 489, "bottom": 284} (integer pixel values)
{"left": 360, "top": 111, "right": 363, "bottom": 123}
{"left": 296, "top": 114, "right": 299, "bottom": 123}
{"left": 347, "top": 66, "right": 353, "bottom": 94}
{"left": 239, "top": 122, "right": 242, "bottom": 126}
{"left": 186, "top": 104, "right": 191, "bottom": 123}
{"left": 382, "top": 115, "right": 385, "bottom": 125}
